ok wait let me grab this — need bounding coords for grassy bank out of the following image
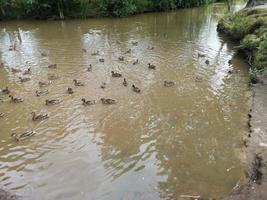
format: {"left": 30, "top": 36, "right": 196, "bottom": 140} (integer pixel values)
{"left": 0, "top": 0, "right": 215, "bottom": 19}
{"left": 217, "top": 6, "right": 267, "bottom": 82}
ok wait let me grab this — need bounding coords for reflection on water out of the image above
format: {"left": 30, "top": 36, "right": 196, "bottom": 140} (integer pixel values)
{"left": 0, "top": 3, "right": 250, "bottom": 200}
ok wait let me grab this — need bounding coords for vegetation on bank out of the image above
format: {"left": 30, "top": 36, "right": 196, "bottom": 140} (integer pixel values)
{"left": 217, "top": 7, "right": 267, "bottom": 82}
{"left": 0, "top": 0, "right": 216, "bottom": 19}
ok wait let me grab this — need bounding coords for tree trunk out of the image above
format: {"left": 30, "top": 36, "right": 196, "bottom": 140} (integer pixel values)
{"left": 246, "top": 0, "right": 267, "bottom": 8}
{"left": 58, "top": 0, "right": 64, "bottom": 20}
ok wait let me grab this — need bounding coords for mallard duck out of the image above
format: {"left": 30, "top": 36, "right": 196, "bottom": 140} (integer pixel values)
{"left": 9, "top": 95, "right": 23, "bottom": 103}
{"left": 48, "top": 64, "right": 57, "bottom": 69}
{"left": 198, "top": 53, "right": 205, "bottom": 58}
{"left": 67, "top": 88, "right": 74, "bottom": 94}
{"left": 123, "top": 78, "right": 128, "bottom": 87}
{"left": 0, "top": 113, "right": 4, "bottom": 118}
{"left": 148, "top": 63, "right": 156, "bottom": 70}
{"left": 100, "top": 82, "right": 106, "bottom": 89}
{"left": 36, "top": 90, "right": 49, "bottom": 97}
{"left": 39, "top": 81, "right": 51, "bottom": 87}
{"left": 91, "top": 51, "right": 100, "bottom": 56}
{"left": 19, "top": 77, "right": 31, "bottom": 82}
{"left": 132, "top": 41, "right": 138, "bottom": 46}
{"left": 87, "top": 64, "right": 92, "bottom": 72}
{"left": 118, "top": 56, "right": 124, "bottom": 61}
{"left": 48, "top": 73, "right": 59, "bottom": 80}
{"left": 164, "top": 81, "right": 175, "bottom": 87}
{"left": 111, "top": 71, "right": 122, "bottom": 78}
{"left": 205, "top": 60, "right": 210, "bottom": 65}
{"left": 101, "top": 98, "right": 116, "bottom": 105}
{"left": 23, "top": 68, "right": 31, "bottom": 75}
{"left": 41, "top": 52, "right": 47, "bottom": 57}
{"left": 73, "top": 79, "right": 84, "bottom": 86}
{"left": 147, "top": 46, "right": 154, "bottom": 50}
{"left": 132, "top": 84, "right": 141, "bottom": 93}
{"left": 133, "top": 59, "right": 138, "bottom": 65}
{"left": 45, "top": 99, "right": 61, "bottom": 105}
{"left": 31, "top": 112, "right": 49, "bottom": 121}
{"left": 99, "top": 58, "right": 105, "bottom": 63}
{"left": 125, "top": 49, "right": 131, "bottom": 54}
{"left": 11, "top": 68, "right": 21, "bottom": 73}
{"left": 81, "top": 98, "right": 96, "bottom": 106}
{"left": 11, "top": 130, "right": 36, "bottom": 141}
{"left": 82, "top": 48, "right": 87, "bottom": 53}
{"left": 1, "top": 87, "right": 10, "bottom": 94}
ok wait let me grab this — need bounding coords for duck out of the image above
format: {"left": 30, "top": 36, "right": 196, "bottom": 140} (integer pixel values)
{"left": 133, "top": 59, "right": 138, "bottom": 65}
{"left": 9, "top": 95, "right": 23, "bottom": 103}
{"left": 0, "top": 113, "right": 4, "bottom": 118}
{"left": 205, "top": 59, "right": 210, "bottom": 65}
{"left": 45, "top": 99, "right": 61, "bottom": 105}
{"left": 164, "top": 81, "right": 175, "bottom": 87}
{"left": 11, "top": 130, "right": 36, "bottom": 141}
{"left": 31, "top": 112, "right": 49, "bottom": 121}
{"left": 41, "top": 52, "right": 47, "bottom": 57}
{"left": 99, "top": 58, "right": 105, "bottom": 63}
{"left": 48, "top": 73, "right": 59, "bottom": 80}
{"left": 132, "top": 41, "right": 138, "bottom": 46}
{"left": 123, "top": 78, "right": 128, "bottom": 87}
{"left": 228, "top": 70, "right": 233, "bottom": 74}
{"left": 100, "top": 82, "right": 107, "bottom": 89}
{"left": 195, "top": 76, "right": 203, "bottom": 82}
{"left": 19, "top": 77, "right": 31, "bottom": 82}
{"left": 125, "top": 49, "right": 131, "bottom": 54}
{"left": 132, "top": 84, "right": 141, "bottom": 93}
{"left": 91, "top": 51, "right": 100, "bottom": 56}
{"left": 9, "top": 45, "right": 16, "bottom": 51}
{"left": 48, "top": 64, "right": 57, "bottom": 69}
{"left": 73, "top": 79, "right": 84, "bottom": 86}
{"left": 81, "top": 98, "right": 96, "bottom": 106}
{"left": 39, "top": 81, "right": 51, "bottom": 87}
{"left": 11, "top": 68, "right": 22, "bottom": 73}
{"left": 23, "top": 68, "right": 31, "bottom": 75}
{"left": 101, "top": 98, "right": 116, "bottom": 105}
{"left": 82, "top": 48, "right": 87, "bottom": 53}
{"left": 198, "top": 53, "right": 205, "bottom": 58}
{"left": 118, "top": 56, "right": 124, "bottom": 61}
{"left": 67, "top": 88, "right": 74, "bottom": 94}
{"left": 87, "top": 64, "right": 92, "bottom": 72}
{"left": 228, "top": 59, "right": 232, "bottom": 65}
{"left": 111, "top": 71, "right": 122, "bottom": 78}
{"left": 1, "top": 87, "right": 10, "bottom": 94}
{"left": 116, "top": 41, "right": 121, "bottom": 45}
{"left": 0, "top": 63, "right": 4, "bottom": 67}
{"left": 148, "top": 63, "right": 156, "bottom": 70}
{"left": 0, "top": 98, "right": 3, "bottom": 104}
{"left": 147, "top": 46, "right": 154, "bottom": 50}
{"left": 36, "top": 90, "right": 49, "bottom": 97}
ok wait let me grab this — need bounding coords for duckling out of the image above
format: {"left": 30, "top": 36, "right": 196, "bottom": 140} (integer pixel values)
{"left": 101, "top": 98, "right": 116, "bottom": 105}
{"left": 81, "top": 98, "right": 96, "bottom": 106}
{"left": 9, "top": 95, "right": 23, "bottom": 103}
{"left": 164, "top": 81, "right": 175, "bottom": 87}
{"left": 48, "top": 64, "right": 57, "bottom": 69}
{"left": 0, "top": 113, "right": 4, "bottom": 118}
{"left": 73, "top": 79, "right": 84, "bottom": 86}
{"left": 205, "top": 59, "right": 210, "bottom": 65}
{"left": 123, "top": 78, "right": 128, "bottom": 87}
{"left": 100, "top": 82, "right": 107, "bottom": 89}
{"left": 132, "top": 84, "right": 141, "bottom": 93}
{"left": 111, "top": 71, "right": 122, "bottom": 78}
{"left": 1, "top": 87, "right": 10, "bottom": 94}
{"left": 148, "top": 63, "right": 156, "bottom": 70}
{"left": 39, "top": 81, "right": 51, "bottom": 87}
{"left": 19, "top": 77, "right": 31, "bottom": 82}
{"left": 132, "top": 41, "right": 138, "bottom": 46}
{"left": 45, "top": 99, "right": 61, "bottom": 105}
{"left": 11, "top": 130, "right": 36, "bottom": 141}
{"left": 48, "top": 73, "right": 59, "bottom": 80}
{"left": 31, "top": 112, "right": 49, "bottom": 121}
{"left": 87, "top": 64, "right": 92, "bottom": 72}
{"left": 99, "top": 58, "right": 105, "bottom": 63}
{"left": 82, "top": 48, "right": 87, "bottom": 53}
{"left": 91, "top": 51, "right": 100, "bottom": 56}
{"left": 198, "top": 53, "right": 205, "bottom": 58}
{"left": 36, "top": 90, "right": 49, "bottom": 97}
{"left": 67, "top": 88, "right": 74, "bottom": 94}
{"left": 41, "top": 52, "right": 47, "bottom": 57}
{"left": 125, "top": 49, "right": 131, "bottom": 54}
{"left": 11, "top": 68, "right": 22, "bottom": 73}
{"left": 118, "top": 56, "right": 124, "bottom": 61}
{"left": 147, "top": 46, "right": 154, "bottom": 50}
{"left": 133, "top": 59, "right": 138, "bottom": 65}
{"left": 23, "top": 68, "right": 31, "bottom": 75}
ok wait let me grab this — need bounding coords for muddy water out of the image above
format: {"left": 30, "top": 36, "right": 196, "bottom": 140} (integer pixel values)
{"left": 0, "top": 3, "right": 250, "bottom": 200}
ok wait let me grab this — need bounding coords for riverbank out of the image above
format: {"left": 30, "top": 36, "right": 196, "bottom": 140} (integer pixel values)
{"left": 217, "top": 4, "right": 267, "bottom": 200}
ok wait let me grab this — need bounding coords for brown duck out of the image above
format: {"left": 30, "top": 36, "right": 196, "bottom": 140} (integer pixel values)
{"left": 148, "top": 63, "right": 156, "bottom": 70}
{"left": 87, "top": 64, "right": 92, "bottom": 72}
{"left": 39, "top": 81, "right": 51, "bottom": 87}
{"left": 125, "top": 49, "right": 131, "bottom": 54}
{"left": 133, "top": 59, "right": 138, "bottom": 65}
{"left": 45, "top": 99, "right": 61, "bottom": 105}
{"left": 11, "top": 130, "right": 36, "bottom": 141}
{"left": 48, "top": 64, "right": 57, "bottom": 69}
{"left": 19, "top": 77, "right": 31, "bottom": 82}
{"left": 1, "top": 87, "right": 10, "bottom": 94}
{"left": 73, "top": 79, "right": 84, "bottom": 86}
{"left": 36, "top": 90, "right": 49, "bottom": 97}
{"left": 123, "top": 78, "right": 128, "bottom": 87}
{"left": 101, "top": 98, "right": 116, "bottom": 105}
{"left": 81, "top": 98, "right": 96, "bottom": 106}
{"left": 67, "top": 88, "right": 74, "bottom": 94}
{"left": 132, "top": 84, "right": 141, "bottom": 93}
{"left": 111, "top": 71, "right": 122, "bottom": 78}
{"left": 9, "top": 95, "right": 23, "bottom": 103}
{"left": 164, "top": 81, "right": 175, "bottom": 87}
{"left": 31, "top": 112, "right": 49, "bottom": 121}
{"left": 23, "top": 68, "right": 31, "bottom": 75}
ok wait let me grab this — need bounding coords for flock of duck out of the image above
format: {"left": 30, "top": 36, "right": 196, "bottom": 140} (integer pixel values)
{"left": 0, "top": 42, "right": 213, "bottom": 141}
